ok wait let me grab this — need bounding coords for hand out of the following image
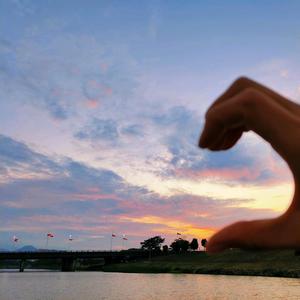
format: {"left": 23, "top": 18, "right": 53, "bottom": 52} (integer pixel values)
{"left": 199, "top": 77, "right": 300, "bottom": 253}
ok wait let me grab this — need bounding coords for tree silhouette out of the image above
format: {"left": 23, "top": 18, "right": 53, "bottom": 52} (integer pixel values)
{"left": 170, "top": 238, "right": 190, "bottom": 253}
{"left": 162, "top": 245, "right": 169, "bottom": 254}
{"left": 140, "top": 236, "right": 165, "bottom": 251}
{"left": 201, "top": 239, "right": 207, "bottom": 251}
{"left": 190, "top": 238, "right": 199, "bottom": 251}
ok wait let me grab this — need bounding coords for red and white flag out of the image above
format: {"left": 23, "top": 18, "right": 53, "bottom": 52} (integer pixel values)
{"left": 122, "top": 234, "right": 128, "bottom": 241}
{"left": 112, "top": 233, "right": 116, "bottom": 237}
{"left": 47, "top": 233, "right": 54, "bottom": 238}
{"left": 68, "top": 234, "right": 73, "bottom": 241}
{"left": 13, "top": 235, "right": 19, "bottom": 242}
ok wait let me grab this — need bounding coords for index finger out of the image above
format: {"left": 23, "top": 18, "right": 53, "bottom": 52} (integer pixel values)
{"left": 209, "top": 77, "right": 300, "bottom": 116}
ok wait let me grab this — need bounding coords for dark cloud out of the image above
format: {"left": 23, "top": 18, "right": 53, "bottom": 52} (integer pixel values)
{"left": 0, "top": 134, "right": 62, "bottom": 176}
{"left": 121, "top": 124, "right": 144, "bottom": 137}
{"left": 74, "top": 118, "right": 146, "bottom": 144}
{"left": 74, "top": 118, "right": 119, "bottom": 143}
{"left": 0, "top": 134, "right": 125, "bottom": 211}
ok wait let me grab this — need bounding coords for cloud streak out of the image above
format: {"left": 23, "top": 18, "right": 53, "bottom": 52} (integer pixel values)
{"left": 0, "top": 134, "right": 283, "bottom": 249}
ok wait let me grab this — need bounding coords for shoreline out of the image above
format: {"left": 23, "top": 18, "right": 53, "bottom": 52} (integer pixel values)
{"left": 102, "top": 249, "right": 300, "bottom": 278}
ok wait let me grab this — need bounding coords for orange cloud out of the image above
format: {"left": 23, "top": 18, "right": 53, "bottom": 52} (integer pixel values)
{"left": 86, "top": 99, "right": 99, "bottom": 108}
{"left": 175, "top": 167, "right": 260, "bottom": 181}
{"left": 121, "top": 215, "right": 215, "bottom": 238}
{"left": 104, "top": 86, "right": 112, "bottom": 95}
{"left": 174, "top": 160, "right": 291, "bottom": 185}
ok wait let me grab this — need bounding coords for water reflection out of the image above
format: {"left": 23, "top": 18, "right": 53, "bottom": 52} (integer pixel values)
{"left": 1, "top": 272, "right": 300, "bottom": 300}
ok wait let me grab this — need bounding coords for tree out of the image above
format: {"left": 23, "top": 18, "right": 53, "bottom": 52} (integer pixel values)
{"left": 162, "top": 245, "right": 169, "bottom": 254}
{"left": 170, "top": 239, "right": 181, "bottom": 253}
{"left": 190, "top": 238, "right": 199, "bottom": 251}
{"left": 170, "top": 238, "right": 190, "bottom": 253}
{"left": 201, "top": 239, "right": 207, "bottom": 251}
{"left": 140, "top": 236, "right": 165, "bottom": 251}
{"left": 181, "top": 239, "right": 189, "bottom": 252}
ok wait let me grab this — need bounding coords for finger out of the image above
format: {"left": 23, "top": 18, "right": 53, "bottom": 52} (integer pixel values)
{"left": 200, "top": 88, "right": 299, "bottom": 173}
{"left": 206, "top": 219, "right": 274, "bottom": 253}
{"left": 206, "top": 127, "right": 243, "bottom": 151}
{"left": 199, "top": 116, "right": 220, "bottom": 149}
{"left": 206, "top": 215, "right": 296, "bottom": 253}
{"left": 219, "top": 128, "right": 244, "bottom": 150}
{"left": 209, "top": 77, "right": 300, "bottom": 116}
{"left": 199, "top": 95, "right": 245, "bottom": 149}
{"left": 206, "top": 221, "right": 249, "bottom": 253}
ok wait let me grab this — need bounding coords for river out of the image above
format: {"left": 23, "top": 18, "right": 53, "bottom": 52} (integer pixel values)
{"left": 1, "top": 271, "right": 300, "bottom": 299}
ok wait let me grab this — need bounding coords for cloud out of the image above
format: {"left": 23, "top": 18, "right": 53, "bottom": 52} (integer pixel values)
{"left": 74, "top": 117, "right": 146, "bottom": 145}
{"left": 0, "top": 23, "right": 138, "bottom": 121}
{"left": 148, "top": 106, "right": 248, "bottom": 174}
{"left": 75, "top": 118, "right": 119, "bottom": 143}
{"left": 121, "top": 124, "right": 144, "bottom": 137}
{"left": 0, "top": 134, "right": 281, "bottom": 249}
{"left": 146, "top": 105, "right": 291, "bottom": 186}
{"left": 0, "top": 134, "right": 62, "bottom": 182}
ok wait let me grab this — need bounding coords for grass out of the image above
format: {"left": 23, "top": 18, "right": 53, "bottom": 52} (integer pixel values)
{"left": 102, "top": 249, "right": 300, "bottom": 278}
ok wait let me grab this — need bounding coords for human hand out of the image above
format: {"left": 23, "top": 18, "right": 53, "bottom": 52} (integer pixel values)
{"left": 199, "top": 77, "right": 300, "bottom": 253}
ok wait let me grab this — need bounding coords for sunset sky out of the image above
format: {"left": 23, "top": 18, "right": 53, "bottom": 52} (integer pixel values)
{"left": 1, "top": 0, "right": 300, "bottom": 250}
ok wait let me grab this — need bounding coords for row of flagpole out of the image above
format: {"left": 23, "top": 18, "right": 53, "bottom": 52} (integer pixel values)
{"left": 111, "top": 233, "right": 128, "bottom": 251}
{"left": 12, "top": 233, "right": 73, "bottom": 250}
{"left": 11, "top": 232, "right": 183, "bottom": 251}
{"left": 10, "top": 233, "right": 128, "bottom": 251}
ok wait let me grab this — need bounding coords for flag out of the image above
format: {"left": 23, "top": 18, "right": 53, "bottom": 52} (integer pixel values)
{"left": 47, "top": 233, "right": 54, "bottom": 238}
{"left": 177, "top": 232, "right": 181, "bottom": 235}
{"left": 68, "top": 234, "right": 73, "bottom": 241}
{"left": 13, "top": 235, "right": 19, "bottom": 242}
{"left": 122, "top": 234, "right": 128, "bottom": 240}
{"left": 112, "top": 233, "right": 116, "bottom": 237}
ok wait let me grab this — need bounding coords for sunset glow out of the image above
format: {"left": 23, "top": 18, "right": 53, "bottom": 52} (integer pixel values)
{"left": 1, "top": 1, "right": 300, "bottom": 250}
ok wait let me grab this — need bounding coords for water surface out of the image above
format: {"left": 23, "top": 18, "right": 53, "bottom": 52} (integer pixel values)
{"left": 1, "top": 272, "right": 300, "bottom": 300}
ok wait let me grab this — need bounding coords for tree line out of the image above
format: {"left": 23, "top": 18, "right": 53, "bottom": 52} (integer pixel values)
{"left": 140, "top": 236, "right": 207, "bottom": 254}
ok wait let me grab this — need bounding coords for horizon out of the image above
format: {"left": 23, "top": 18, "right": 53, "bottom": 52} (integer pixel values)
{"left": 1, "top": 1, "right": 300, "bottom": 250}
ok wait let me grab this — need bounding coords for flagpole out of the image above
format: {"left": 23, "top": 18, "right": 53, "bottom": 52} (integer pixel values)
{"left": 13, "top": 236, "right": 18, "bottom": 251}
{"left": 68, "top": 235, "right": 73, "bottom": 251}
{"left": 110, "top": 233, "right": 113, "bottom": 252}
{"left": 45, "top": 235, "right": 49, "bottom": 250}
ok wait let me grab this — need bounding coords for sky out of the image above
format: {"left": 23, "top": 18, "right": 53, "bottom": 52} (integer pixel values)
{"left": 1, "top": 0, "right": 300, "bottom": 250}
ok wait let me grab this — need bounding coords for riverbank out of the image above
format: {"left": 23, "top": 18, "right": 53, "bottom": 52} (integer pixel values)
{"left": 102, "top": 249, "right": 300, "bottom": 278}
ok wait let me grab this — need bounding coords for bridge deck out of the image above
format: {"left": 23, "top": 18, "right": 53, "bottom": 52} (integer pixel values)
{"left": 0, "top": 250, "right": 148, "bottom": 260}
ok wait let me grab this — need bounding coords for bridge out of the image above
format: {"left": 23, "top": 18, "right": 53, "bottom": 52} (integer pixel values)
{"left": 0, "top": 250, "right": 148, "bottom": 272}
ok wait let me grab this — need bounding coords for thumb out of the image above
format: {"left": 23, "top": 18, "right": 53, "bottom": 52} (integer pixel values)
{"left": 206, "top": 221, "right": 253, "bottom": 253}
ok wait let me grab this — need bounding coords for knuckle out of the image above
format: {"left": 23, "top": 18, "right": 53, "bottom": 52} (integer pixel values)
{"left": 240, "top": 87, "right": 259, "bottom": 107}
{"left": 206, "top": 107, "right": 223, "bottom": 126}
{"left": 205, "top": 107, "right": 216, "bottom": 120}
{"left": 243, "top": 87, "right": 257, "bottom": 97}
{"left": 233, "top": 76, "right": 251, "bottom": 88}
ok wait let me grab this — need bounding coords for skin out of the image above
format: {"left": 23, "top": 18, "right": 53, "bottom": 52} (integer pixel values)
{"left": 199, "top": 76, "right": 300, "bottom": 253}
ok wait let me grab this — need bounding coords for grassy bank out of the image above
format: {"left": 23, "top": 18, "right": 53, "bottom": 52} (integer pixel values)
{"left": 102, "top": 249, "right": 300, "bottom": 278}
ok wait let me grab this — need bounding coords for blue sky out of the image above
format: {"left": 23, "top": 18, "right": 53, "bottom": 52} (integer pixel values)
{"left": 0, "top": 0, "right": 299, "bottom": 250}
